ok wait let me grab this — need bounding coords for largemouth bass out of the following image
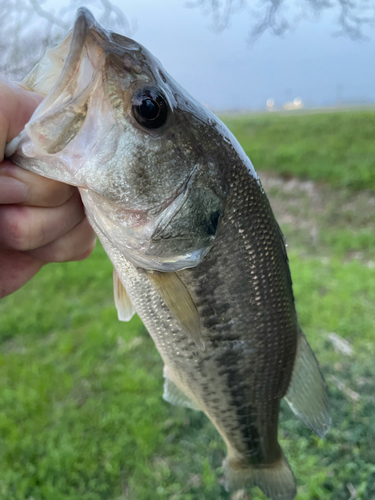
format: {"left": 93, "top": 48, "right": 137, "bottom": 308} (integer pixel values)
{"left": 6, "top": 8, "right": 330, "bottom": 499}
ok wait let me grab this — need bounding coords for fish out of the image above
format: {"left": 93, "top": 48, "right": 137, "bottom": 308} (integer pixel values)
{"left": 5, "top": 8, "right": 330, "bottom": 500}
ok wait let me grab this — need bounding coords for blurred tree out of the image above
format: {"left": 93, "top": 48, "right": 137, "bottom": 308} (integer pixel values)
{"left": 186, "top": 0, "right": 375, "bottom": 41}
{"left": 2, "top": 0, "right": 373, "bottom": 81}
{"left": 1, "top": 0, "right": 132, "bottom": 80}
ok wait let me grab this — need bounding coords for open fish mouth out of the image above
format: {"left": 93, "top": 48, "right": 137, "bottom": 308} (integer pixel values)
{"left": 33, "top": 8, "right": 104, "bottom": 121}
{"left": 6, "top": 7, "right": 182, "bottom": 200}
{"left": 5, "top": 9, "right": 109, "bottom": 185}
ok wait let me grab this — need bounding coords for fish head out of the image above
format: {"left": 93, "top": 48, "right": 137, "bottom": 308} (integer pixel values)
{"left": 7, "top": 8, "right": 228, "bottom": 271}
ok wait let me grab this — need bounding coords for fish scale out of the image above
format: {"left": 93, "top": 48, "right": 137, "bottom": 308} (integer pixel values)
{"left": 6, "top": 8, "right": 330, "bottom": 500}
{"left": 177, "top": 169, "right": 297, "bottom": 463}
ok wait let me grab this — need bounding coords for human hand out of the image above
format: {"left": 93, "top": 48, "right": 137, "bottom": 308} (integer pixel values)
{"left": 0, "top": 79, "right": 96, "bottom": 299}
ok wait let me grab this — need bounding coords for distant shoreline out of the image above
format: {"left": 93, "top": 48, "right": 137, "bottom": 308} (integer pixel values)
{"left": 216, "top": 103, "right": 375, "bottom": 117}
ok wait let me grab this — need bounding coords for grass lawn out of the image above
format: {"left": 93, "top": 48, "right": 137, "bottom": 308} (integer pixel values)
{"left": 223, "top": 109, "right": 375, "bottom": 192}
{"left": 1, "top": 109, "right": 375, "bottom": 499}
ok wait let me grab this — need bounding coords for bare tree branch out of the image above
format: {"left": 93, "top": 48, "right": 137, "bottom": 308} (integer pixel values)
{"left": 186, "top": 0, "right": 246, "bottom": 32}
{"left": 2, "top": 0, "right": 374, "bottom": 82}
{"left": 186, "top": 0, "right": 375, "bottom": 41}
{"left": 0, "top": 0, "right": 132, "bottom": 81}
{"left": 29, "top": 0, "right": 70, "bottom": 29}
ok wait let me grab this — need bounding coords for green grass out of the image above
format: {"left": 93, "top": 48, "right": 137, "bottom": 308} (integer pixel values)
{"left": 223, "top": 109, "right": 375, "bottom": 192}
{"left": 0, "top": 246, "right": 168, "bottom": 500}
{"left": 1, "top": 108, "right": 375, "bottom": 499}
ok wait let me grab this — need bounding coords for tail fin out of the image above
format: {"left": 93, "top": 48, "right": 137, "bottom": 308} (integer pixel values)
{"left": 225, "top": 454, "right": 296, "bottom": 500}
{"left": 285, "top": 329, "right": 331, "bottom": 438}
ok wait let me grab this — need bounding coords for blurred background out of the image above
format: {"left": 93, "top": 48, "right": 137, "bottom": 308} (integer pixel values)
{"left": 1, "top": 1, "right": 375, "bottom": 499}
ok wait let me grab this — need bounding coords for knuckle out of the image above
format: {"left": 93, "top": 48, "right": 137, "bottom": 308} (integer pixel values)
{"left": 79, "top": 238, "right": 97, "bottom": 260}
{"left": 30, "top": 241, "right": 67, "bottom": 263}
{"left": 63, "top": 232, "right": 97, "bottom": 263}
{"left": 2, "top": 206, "right": 33, "bottom": 250}
{"left": 32, "top": 218, "right": 96, "bottom": 263}
{"left": 44, "top": 182, "right": 76, "bottom": 207}
{"left": 50, "top": 245, "right": 70, "bottom": 263}
{"left": 67, "top": 233, "right": 97, "bottom": 262}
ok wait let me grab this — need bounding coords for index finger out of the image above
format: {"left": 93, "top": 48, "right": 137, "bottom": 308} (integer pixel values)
{"left": 0, "top": 79, "right": 43, "bottom": 161}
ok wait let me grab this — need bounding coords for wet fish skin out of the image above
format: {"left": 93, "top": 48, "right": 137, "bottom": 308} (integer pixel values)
{"left": 6, "top": 8, "right": 330, "bottom": 500}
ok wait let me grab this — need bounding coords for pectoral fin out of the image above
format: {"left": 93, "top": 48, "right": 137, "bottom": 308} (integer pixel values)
{"left": 285, "top": 329, "right": 331, "bottom": 438}
{"left": 146, "top": 270, "right": 204, "bottom": 350}
{"left": 113, "top": 269, "right": 135, "bottom": 321}
{"left": 163, "top": 366, "right": 200, "bottom": 411}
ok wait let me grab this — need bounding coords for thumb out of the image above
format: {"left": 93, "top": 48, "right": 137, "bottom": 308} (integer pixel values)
{"left": 0, "top": 78, "right": 44, "bottom": 161}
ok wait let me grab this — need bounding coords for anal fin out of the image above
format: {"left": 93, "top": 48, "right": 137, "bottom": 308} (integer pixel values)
{"left": 162, "top": 366, "right": 200, "bottom": 411}
{"left": 285, "top": 329, "right": 331, "bottom": 438}
{"left": 113, "top": 268, "right": 135, "bottom": 321}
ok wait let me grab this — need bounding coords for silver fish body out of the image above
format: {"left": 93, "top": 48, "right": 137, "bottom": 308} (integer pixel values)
{"left": 6, "top": 9, "right": 330, "bottom": 500}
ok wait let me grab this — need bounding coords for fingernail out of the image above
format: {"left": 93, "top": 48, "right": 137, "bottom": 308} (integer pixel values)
{"left": 0, "top": 177, "right": 29, "bottom": 204}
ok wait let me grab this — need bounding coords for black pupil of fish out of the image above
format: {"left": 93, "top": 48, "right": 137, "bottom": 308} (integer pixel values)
{"left": 140, "top": 99, "right": 159, "bottom": 120}
{"left": 132, "top": 88, "right": 168, "bottom": 129}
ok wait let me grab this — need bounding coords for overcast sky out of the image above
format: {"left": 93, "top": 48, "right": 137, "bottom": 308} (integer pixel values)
{"left": 45, "top": 0, "right": 375, "bottom": 111}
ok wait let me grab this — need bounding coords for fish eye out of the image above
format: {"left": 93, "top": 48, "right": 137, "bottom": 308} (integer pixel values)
{"left": 132, "top": 88, "right": 168, "bottom": 129}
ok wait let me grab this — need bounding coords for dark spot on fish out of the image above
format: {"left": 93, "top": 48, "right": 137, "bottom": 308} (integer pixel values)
{"left": 203, "top": 209, "right": 221, "bottom": 236}
{"left": 216, "top": 348, "right": 265, "bottom": 464}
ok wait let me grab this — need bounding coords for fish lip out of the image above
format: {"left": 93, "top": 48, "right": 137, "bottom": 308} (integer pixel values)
{"left": 75, "top": 6, "right": 96, "bottom": 28}
{"left": 45, "top": 9, "right": 94, "bottom": 106}
{"left": 49, "top": 7, "right": 109, "bottom": 100}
